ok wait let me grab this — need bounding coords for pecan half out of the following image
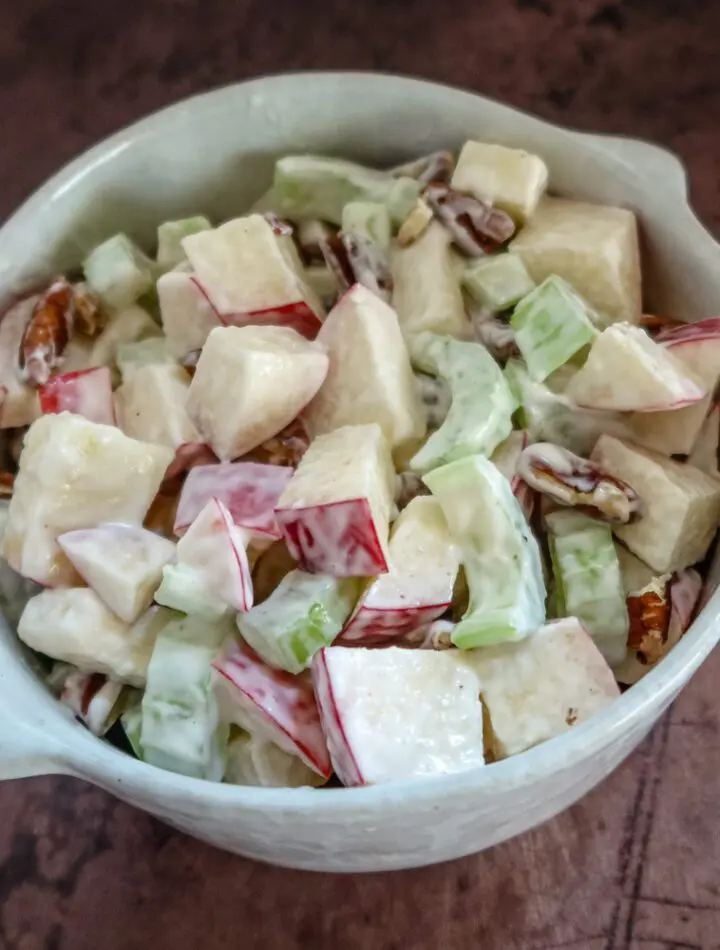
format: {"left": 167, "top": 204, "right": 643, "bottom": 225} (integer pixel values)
{"left": 18, "top": 277, "right": 75, "bottom": 387}
{"left": 73, "top": 282, "right": 104, "bottom": 337}
{"left": 518, "top": 442, "right": 644, "bottom": 524}
{"left": 626, "top": 576, "right": 672, "bottom": 664}
{"left": 389, "top": 151, "right": 455, "bottom": 186}
{"left": 296, "top": 219, "right": 336, "bottom": 263}
{"left": 423, "top": 183, "right": 516, "bottom": 258}
{"left": 263, "top": 212, "right": 294, "bottom": 237}
{"left": 470, "top": 306, "right": 519, "bottom": 362}
{"left": 320, "top": 231, "right": 393, "bottom": 303}
{"left": 243, "top": 418, "right": 309, "bottom": 467}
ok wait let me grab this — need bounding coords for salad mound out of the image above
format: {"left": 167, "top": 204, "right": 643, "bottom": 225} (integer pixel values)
{"left": 1, "top": 140, "right": 719, "bottom": 789}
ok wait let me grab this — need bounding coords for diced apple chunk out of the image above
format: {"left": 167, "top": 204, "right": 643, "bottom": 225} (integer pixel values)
{"left": 390, "top": 222, "right": 469, "bottom": 338}
{"left": 175, "top": 497, "right": 253, "bottom": 612}
{"left": 40, "top": 366, "right": 116, "bottom": 426}
{"left": 2, "top": 413, "right": 172, "bottom": 585}
{"left": 115, "top": 364, "right": 199, "bottom": 449}
{"left": 182, "top": 215, "right": 324, "bottom": 332}
{"left": 157, "top": 265, "right": 222, "bottom": 359}
{"left": 17, "top": 588, "right": 161, "bottom": 685}
{"left": 509, "top": 197, "right": 641, "bottom": 325}
{"left": 451, "top": 141, "right": 548, "bottom": 222}
{"left": 591, "top": 435, "right": 720, "bottom": 573}
{"left": 275, "top": 424, "right": 395, "bottom": 577}
{"left": 58, "top": 524, "right": 175, "bottom": 623}
{"left": 629, "top": 319, "right": 720, "bottom": 455}
{"left": 187, "top": 325, "right": 328, "bottom": 461}
{"left": 303, "top": 284, "right": 425, "bottom": 457}
{"left": 460, "top": 617, "right": 619, "bottom": 759}
{"left": 338, "top": 497, "right": 459, "bottom": 645}
{"left": 0, "top": 297, "right": 40, "bottom": 429}
{"left": 213, "top": 637, "right": 331, "bottom": 777}
{"left": 567, "top": 323, "right": 706, "bottom": 412}
{"left": 312, "top": 646, "right": 485, "bottom": 786}
{"left": 174, "top": 462, "right": 293, "bottom": 540}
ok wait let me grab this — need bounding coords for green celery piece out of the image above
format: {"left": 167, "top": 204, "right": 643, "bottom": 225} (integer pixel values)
{"left": 341, "top": 201, "right": 391, "bottom": 248}
{"left": 121, "top": 700, "right": 143, "bottom": 758}
{"left": 155, "top": 564, "right": 231, "bottom": 621}
{"left": 546, "top": 510, "right": 628, "bottom": 666}
{"left": 424, "top": 455, "right": 546, "bottom": 647}
{"left": 140, "top": 613, "right": 232, "bottom": 780}
{"left": 224, "top": 729, "right": 327, "bottom": 787}
{"left": 409, "top": 333, "right": 516, "bottom": 474}
{"left": 238, "top": 571, "right": 359, "bottom": 674}
{"left": 116, "top": 337, "right": 175, "bottom": 382}
{"left": 273, "top": 155, "right": 420, "bottom": 226}
{"left": 511, "top": 275, "right": 598, "bottom": 381}
{"left": 83, "top": 234, "right": 155, "bottom": 311}
{"left": 156, "top": 216, "right": 212, "bottom": 270}
{"left": 463, "top": 254, "right": 535, "bottom": 311}
{"left": 504, "top": 359, "right": 631, "bottom": 456}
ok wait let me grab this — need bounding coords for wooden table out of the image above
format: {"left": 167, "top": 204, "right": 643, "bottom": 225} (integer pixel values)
{"left": 1, "top": 2, "right": 720, "bottom": 947}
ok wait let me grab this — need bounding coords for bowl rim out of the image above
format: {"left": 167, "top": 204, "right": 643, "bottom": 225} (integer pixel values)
{"left": 3, "top": 70, "right": 720, "bottom": 811}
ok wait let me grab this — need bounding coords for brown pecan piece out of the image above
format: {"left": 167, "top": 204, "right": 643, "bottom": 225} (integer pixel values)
{"left": 18, "top": 277, "right": 75, "bottom": 386}
{"left": 263, "top": 212, "right": 294, "bottom": 237}
{"left": 469, "top": 306, "right": 519, "bottom": 362}
{"left": 627, "top": 576, "right": 672, "bottom": 664}
{"left": 320, "top": 232, "right": 393, "bottom": 303}
{"left": 423, "top": 183, "right": 516, "bottom": 258}
{"left": 243, "top": 418, "right": 309, "bottom": 467}
{"left": 638, "top": 313, "right": 684, "bottom": 334}
{"left": 389, "top": 151, "right": 455, "bottom": 186}
{"left": 518, "top": 442, "right": 643, "bottom": 524}
{"left": 73, "top": 282, "right": 105, "bottom": 337}
{"left": 394, "top": 471, "right": 430, "bottom": 511}
{"left": 296, "top": 219, "right": 337, "bottom": 262}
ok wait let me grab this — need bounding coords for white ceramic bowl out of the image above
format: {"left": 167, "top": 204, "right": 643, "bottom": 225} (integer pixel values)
{"left": 1, "top": 73, "right": 720, "bottom": 873}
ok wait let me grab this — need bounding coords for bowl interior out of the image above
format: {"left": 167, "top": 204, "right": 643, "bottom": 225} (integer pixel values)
{"left": 2, "top": 73, "right": 720, "bottom": 819}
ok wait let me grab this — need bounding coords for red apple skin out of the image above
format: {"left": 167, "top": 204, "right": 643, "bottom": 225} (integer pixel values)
{"left": 656, "top": 317, "right": 720, "bottom": 345}
{"left": 40, "top": 367, "right": 115, "bottom": 426}
{"left": 191, "top": 277, "right": 322, "bottom": 340}
{"left": 174, "top": 462, "right": 292, "bottom": 538}
{"left": 336, "top": 601, "right": 451, "bottom": 647}
{"left": 311, "top": 648, "right": 364, "bottom": 786}
{"left": 275, "top": 498, "right": 390, "bottom": 578}
{"left": 213, "top": 638, "right": 331, "bottom": 777}
{"left": 670, "top": 568, "right": 701, "bottom": 638}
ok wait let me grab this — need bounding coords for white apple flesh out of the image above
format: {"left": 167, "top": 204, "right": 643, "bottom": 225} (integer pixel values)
{"left": 58, "top": 523, "right": 175, "bottom": 623}
{"left": 312, "top": 646, "right": 485, "bottom": 786}
{"left": 176, "top": 497, "right": 253, "bottom": 612}
{"left": 275, "top": 424, "right": 396, "bottom": 577}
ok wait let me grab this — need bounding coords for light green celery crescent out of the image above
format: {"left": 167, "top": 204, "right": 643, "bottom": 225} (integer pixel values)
{"left": 409, "top": 333, "right": 516, "bottom": 474}
{"left": 424, "top": 454, "right": 546, "bottom": 647}
{"left": 546, "top": 510, "right": 628, "bottom": 666}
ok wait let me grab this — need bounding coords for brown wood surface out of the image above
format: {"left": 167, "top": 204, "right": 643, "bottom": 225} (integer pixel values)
{"left": 1, "top": 1, "right": 720, "bottom": 947}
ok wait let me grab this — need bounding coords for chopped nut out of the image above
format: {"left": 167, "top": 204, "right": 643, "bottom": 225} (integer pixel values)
{"left": 566, "top": 707, "right": 578, "bottom": 726}
{"left": 18, "top": 277, "right": 75, "bottom": 387}
{"left": 423, "top": 183, "right": 516, "bottom": 258}
{"left": 72, "top": 282, "right": 105, "bottom": 337}
{"left": 397, "top": 198, "right": 434, "bottom": 247}
{"left": 395, "top": 470, "right": 430, "bottom": 510}
{"left": 627, "top": 576, "right": 672, "bottom": 664}
{"left": 469, "top": 306, "right": 519, "bottom": 362}
{"left": 518, "top": 442, "right": 644, "bottom": 524}
{"left": 263, "top": 212, "right": 294, "bottom": 237}
{"left": 242, "top": 418, "right": 309, "bottom": 467}
{"left": 638, "top": 313, "right": 684, "bottom": 334}
{"left": 389, "top": 151, "right": 455, "bottom": 186}
{"left": 296, "top": 219, "right": 336, "bottom": 262}
{"left": 320, "top": 232, "right": 393, "bottom": 303}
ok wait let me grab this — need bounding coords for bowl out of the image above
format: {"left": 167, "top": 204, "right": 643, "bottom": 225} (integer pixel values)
{"left": 1, "top": 73, "right": 720, "bottom": 873}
